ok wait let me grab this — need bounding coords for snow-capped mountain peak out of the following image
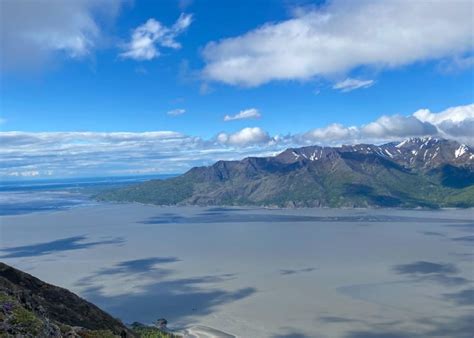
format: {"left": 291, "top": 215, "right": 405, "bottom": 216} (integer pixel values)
{"left": 277, "top": 137, "right": 473, "bottom": 170}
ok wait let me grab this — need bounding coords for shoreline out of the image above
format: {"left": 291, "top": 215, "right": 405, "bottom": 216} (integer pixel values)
{"left": 96, "top": 198, "right": 474, "bottom": 212}
{"left": 176, "top": 325, "right": 235, "bottom": 338}
{"left": 2, "top": 197, "right": 473, "bottom": 218}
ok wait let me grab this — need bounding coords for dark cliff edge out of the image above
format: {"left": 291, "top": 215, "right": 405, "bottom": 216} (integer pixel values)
{"left": 0, "top": 262, "right": 176, "bottom": 337}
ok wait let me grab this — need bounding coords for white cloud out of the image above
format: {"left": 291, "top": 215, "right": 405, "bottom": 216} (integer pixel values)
{"left": 438, "top": 119, "right": 474, "bottom": 139}
{"left": 362, "top": 115, "right": 437, "bottom": 138}
{"left": 0, "top": 0, "right": 123, "bottom": 71}
{"left": 413, "top": 103, "right": 474, "bottom": 142}
{"left": 167, "top": 108, "right": 186, "bottom": 116}
{"left": 120, "top": 13, "right": 193, "bottom": 61}
{"left": 301, "top": 104, "right": 474, "bottom": 145}
{"left": 224, "top": 108, "right": 261, "bottom": 121}
{"left": 216, "top": 127, "right": 271, "bottom": 146}
{"left": 202, "top": 0, "right": 473, "bottom": 86}
{"left": 333, "top": 78, "right": 374, "bottom": 92}
{"left": 304, "top": 124, "right": 358, "bottom": 143}
{"left": 413, "top": 104, "right": 474, "bottom": 125}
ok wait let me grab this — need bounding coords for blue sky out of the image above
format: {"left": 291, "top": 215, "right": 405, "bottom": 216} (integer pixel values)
{"left": 0, "top": 0, "right": 473, "bottom": 178}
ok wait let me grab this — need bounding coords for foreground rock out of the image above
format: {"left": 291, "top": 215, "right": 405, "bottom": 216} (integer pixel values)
{"left": 0, "top": 262, "right": 178, "bottom": 337}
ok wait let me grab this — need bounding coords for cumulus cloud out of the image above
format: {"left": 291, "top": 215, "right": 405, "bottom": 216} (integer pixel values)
{"left": 414, "top": 103, "right": 474, "bottom": 142}
{"left": 414, "top": 104, "right": 474, "bottom": 125}
{"left": 202, "top": 0, "right": 473, "bottom": 86}
{"left": 0, "top": 0, "right": 123, "bottom": 72}
{"left": 362, "top": 115, "right": 438, "bottom": 138}
{"left": 303, "top": 124, "right": 359, "bottom": 143}
{"left": 216, "top": 127, "right": 271, "bottom": 146}
{"left": 167, "top": 108, "right": 186, "bottom": 116}
{"left": 437, "top": 119, "right": 474, "bottom": 139}
{"left": 224, "top": 108, "right": 261, "bottom": 121}
{"left": 333, "top": 78, "right": 374, "bottom": 92}
{"left": 301, "top": 104, "right": 474, "bottom": 145}
{"left": 120, "top": 13, "right": 193, "bottom": 61}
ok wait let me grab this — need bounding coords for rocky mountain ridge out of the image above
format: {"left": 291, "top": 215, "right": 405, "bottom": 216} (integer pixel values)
{"left": 278, "top": 137, "right": 473, "bottom": 170}
{"left": 97, "top": 138, "right": 474, "bottom": 208}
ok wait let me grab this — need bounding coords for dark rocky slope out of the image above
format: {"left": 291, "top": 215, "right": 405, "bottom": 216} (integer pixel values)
{"left": 0, "top": 262, "right": 134, "bottom": 337}
{"left": 0, "top": 262, "right": 177, "bottom": 337}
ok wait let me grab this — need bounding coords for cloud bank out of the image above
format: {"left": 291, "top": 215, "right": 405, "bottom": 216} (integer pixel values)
{"left": 202, "top": 0, "right": 473, "bottom": 86}
{"left": 1, "top": 104, "right": 472, "bottom": 178}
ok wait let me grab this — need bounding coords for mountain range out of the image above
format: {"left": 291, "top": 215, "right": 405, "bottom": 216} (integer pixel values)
{"left": 97, "top": 137, "right": 474, "bottom": 208}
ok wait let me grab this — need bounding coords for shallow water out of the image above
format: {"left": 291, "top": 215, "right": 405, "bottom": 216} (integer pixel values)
{"left": 1, "top": 204, "right": 473, "bottom": 337}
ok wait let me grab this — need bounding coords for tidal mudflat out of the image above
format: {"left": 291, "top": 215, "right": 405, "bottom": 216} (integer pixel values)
{"left": 1, "top": 204, "right": 473, "bottom": 337}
